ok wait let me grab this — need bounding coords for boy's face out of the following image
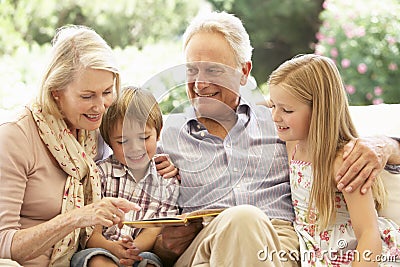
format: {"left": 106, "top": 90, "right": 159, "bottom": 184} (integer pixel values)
{"left": 109, "top": 119, "right": 158, "bottom": 175}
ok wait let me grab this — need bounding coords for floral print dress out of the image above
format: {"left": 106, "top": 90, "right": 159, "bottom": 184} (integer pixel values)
{"left": 290, "top": 159, "right": 400, "bottom": 266}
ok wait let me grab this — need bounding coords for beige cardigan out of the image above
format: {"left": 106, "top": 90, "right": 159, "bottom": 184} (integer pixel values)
{"left": 0, "top": 108, "right": 108, "bottom": 266}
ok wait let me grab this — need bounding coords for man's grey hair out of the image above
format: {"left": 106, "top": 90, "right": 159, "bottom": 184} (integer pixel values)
{"left": 183, "top": 11, "right": 253, "bottom": 67}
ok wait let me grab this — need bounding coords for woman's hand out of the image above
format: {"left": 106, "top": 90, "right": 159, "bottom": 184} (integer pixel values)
{"left": 71, "top": 197, "right": 141, "bottom": 228}
{"left": 11, "top": 198, "right": 140, "bottom": 263}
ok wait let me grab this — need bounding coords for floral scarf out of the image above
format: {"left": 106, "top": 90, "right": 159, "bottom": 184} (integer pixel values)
{"left": 30, "top": 103, "right": 101, "bottom": 267}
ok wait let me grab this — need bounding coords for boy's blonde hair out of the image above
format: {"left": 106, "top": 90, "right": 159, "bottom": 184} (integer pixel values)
{"left": 268, "top": 54, "right": 386, "bottom": 229}
{"left": 100, "top": 86, "right": 163, "bottom": 147}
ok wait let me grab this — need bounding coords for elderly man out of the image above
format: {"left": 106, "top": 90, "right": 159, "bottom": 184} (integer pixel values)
{"left": 154, "top": 11, "right": 400, "bottom": 267}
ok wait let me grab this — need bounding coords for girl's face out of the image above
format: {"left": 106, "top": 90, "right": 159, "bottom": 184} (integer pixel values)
{"left": 109, "top": 120, "right": 158, "bottom": 178}
{"left": 269, "top": 84, "right": 312, "bottom": 143}
{"left": 53, "top": 68, "right": 115, "bottom": 134}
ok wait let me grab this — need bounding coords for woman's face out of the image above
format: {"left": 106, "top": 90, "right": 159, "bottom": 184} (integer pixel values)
{"left": 53, "top": 68, "right": 115, "bottom": 133}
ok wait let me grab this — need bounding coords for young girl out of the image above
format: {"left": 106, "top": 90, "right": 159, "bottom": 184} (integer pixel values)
{"left": 268, "top": 54, "right": 400, "bottom": 266}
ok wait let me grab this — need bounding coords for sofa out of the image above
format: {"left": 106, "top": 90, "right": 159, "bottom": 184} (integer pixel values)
{"left": 0, "top": 104, "right": 399, "bottom": 225}
{"left": 349, "top": 104, "right": 400, "bottom": 225}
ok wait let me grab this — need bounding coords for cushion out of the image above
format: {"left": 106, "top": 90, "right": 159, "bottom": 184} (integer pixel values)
{"left": 379, "top": 170, "right": 400, "bottom": 225}
{"left": 349, "top": 104, "right": 400, "bottom": 225}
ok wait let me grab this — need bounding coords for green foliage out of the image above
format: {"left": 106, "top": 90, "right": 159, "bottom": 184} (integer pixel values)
{"left": 0, "top": 0, "right": 201, "bottom": 53}
{"left": 0, "top": 0, "right": 29, "bottom": 55}
{"left": 157, "top": 84, "right": 189, "bottom": 114}
{"left": 0, "top": 43, "right": 49, "bottom": 109}
{"left": 208, "top": 0, "right": 323, "bottom": 84}
{"left": 316, "top": 0, "right": 400, "bottom": 105}
{"left": 0, "top": 0, "right": 201, "bottom": 112}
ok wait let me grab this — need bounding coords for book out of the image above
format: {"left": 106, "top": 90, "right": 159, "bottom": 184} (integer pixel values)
{"left": 123, "top": 208, "right": 225, "bottom": 228}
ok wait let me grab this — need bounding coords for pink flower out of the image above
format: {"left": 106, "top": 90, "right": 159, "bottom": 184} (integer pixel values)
{"left": 384, "top": 235, "right": 391, "bottom": 245}
{"left": 341, "top": 58, "right": 351, "bottom": 68}
{"left": 316, "top": 32, "right": 325, "bottom": 41}
{"left": 314, "top": 44, "right": 325, "bottom": 55}
{"left": 330, "top": 48, "right": 338, "bottom": 57}
{"left": 373, "top": 98, "right": 383, "bottom": 105}
{"left": 389, "top": 247, "right": 400, "bottom": 257}
{"left": 383, "top": 229, "right": 391, "bottom": 235}
{"left": 320, "top": 231, "right": 330, "bottom": 241}
{"left": 357, "top": 63, "right": 368, "bottom": 74}
{"left": 355, "top": 27, "right": 365, "bottom": 37}
{"left": 344, "top": 28, "right": 354, "bottom": 39}
{"left": 387, "top": 36, "right": 397, "bottom": 45}
{"left": 388, "top": 63, "right": 398, "bottom": 71}
{"left": 345, "top": 85, "right": 356, "bottom": 95}
{"left": 374, "top": 86, "right": 383, "bottom": 96}
{"left": 327, "top": 37, "right": 336, "bottom": 45}
{"left": 366, "top": 93, "right": 373, "bottom": 100}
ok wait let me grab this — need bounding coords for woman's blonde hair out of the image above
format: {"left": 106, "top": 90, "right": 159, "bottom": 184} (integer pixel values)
{"left": 183, "top": 11, "right": 253, "bottom": 67}
{"left": 37, "top": 25, "right": 120, "bottom": 118}
{"left": 100, "top": 86, "right": 163, "bottom": 147}
{"left": 268, "top": 54, "right": 386, "bottom": 229}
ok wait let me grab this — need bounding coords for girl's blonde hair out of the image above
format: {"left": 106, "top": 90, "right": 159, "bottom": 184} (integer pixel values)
{"left": 100, "top": 86, "right": 163, "bottom": 148}
{"left": 37, "top": 25, "right": 120, "bottom": 118}
{"left": 268, "top": 54, "right": 386, "bottom": 229}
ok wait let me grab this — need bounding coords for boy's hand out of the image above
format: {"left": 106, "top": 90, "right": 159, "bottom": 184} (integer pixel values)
{"left": 115, "top": 235, "right": 142, "bottom": 266}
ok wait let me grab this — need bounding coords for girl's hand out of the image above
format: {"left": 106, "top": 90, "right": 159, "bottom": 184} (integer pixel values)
{"left": 71, "top": 197, "right": 141, "bottom": 228}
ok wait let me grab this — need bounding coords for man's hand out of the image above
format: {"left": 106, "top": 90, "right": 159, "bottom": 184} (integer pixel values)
{"left": 336, "top": 137, "right": 389, "bottom": 194}
{"left": 154, "top": 154, "right": 180, "bottom": 179}
{"left": 161, "top": 221, "right": 203, "bottom": 256}
{"left": 153, "top": 221, "right": 203, "bottom": 266}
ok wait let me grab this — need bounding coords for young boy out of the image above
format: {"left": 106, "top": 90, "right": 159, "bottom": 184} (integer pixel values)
{"left": 72, "top": 86, "right": 180, "bottom": 267}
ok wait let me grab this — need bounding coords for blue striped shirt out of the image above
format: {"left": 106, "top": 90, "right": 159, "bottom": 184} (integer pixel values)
{"left": 158, "top": 100, "right": 295, "bottom": 222}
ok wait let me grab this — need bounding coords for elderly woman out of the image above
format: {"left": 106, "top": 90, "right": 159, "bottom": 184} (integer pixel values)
{"left": 0, "top": 25, "right": 174, "bottom": 267}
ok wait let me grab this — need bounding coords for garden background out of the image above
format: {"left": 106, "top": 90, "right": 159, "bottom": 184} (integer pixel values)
{"left": 1, "top": 0, "right": 399, "bottom": 116}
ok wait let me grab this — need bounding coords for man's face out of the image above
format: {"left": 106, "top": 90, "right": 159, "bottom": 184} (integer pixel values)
{"left": 184, "top": 31, "right": 248, "bottom": 120}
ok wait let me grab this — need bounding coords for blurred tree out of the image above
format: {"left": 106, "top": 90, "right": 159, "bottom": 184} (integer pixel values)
{"left": 208, "top": 0, "right": 324, "bottom": 84}
{"left": 0, "top": 0, "right": 30, "bottom": 55}
{"left": 0, "top": 0, "right": 201, "bottom": 53}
